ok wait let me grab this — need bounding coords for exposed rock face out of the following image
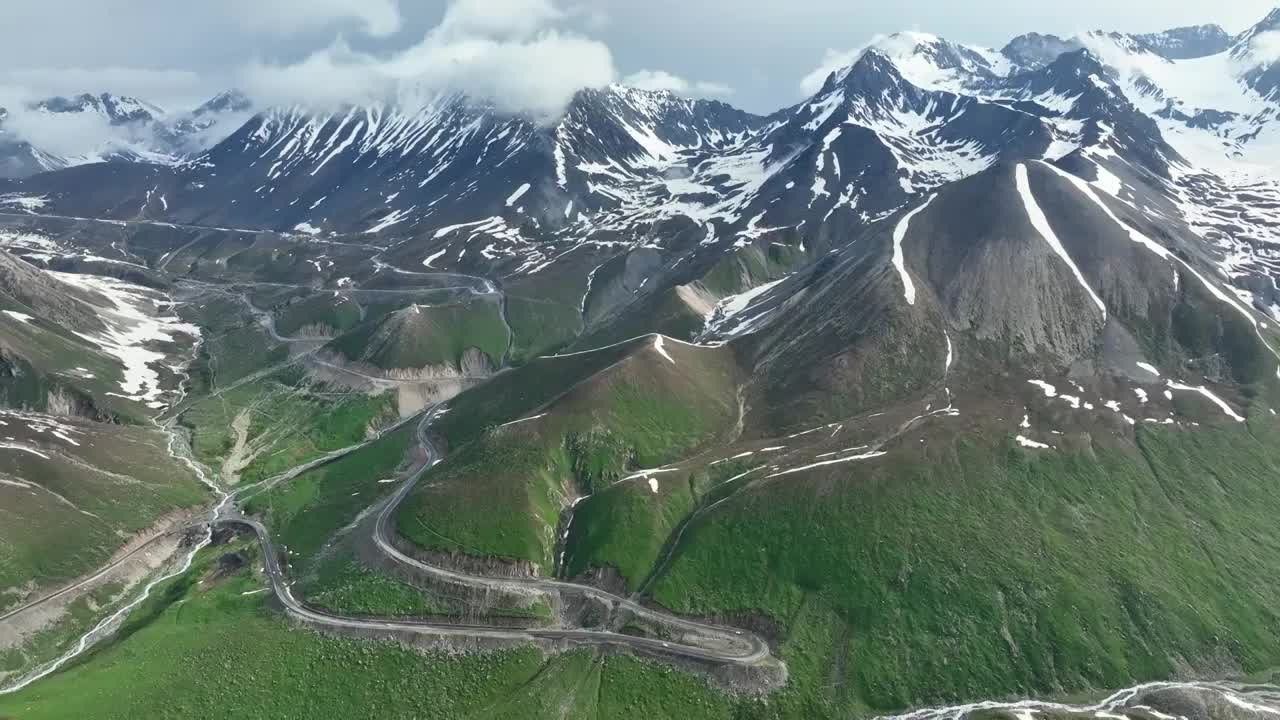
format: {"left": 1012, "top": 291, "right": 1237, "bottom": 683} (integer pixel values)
{"left": 0, "top": 250, "right": 106, "bottom": 334}
{"left": 1131, "top": 24, "right": 1232, "bottom": 60}
{"left": 1001, "top": 32, "right": 1083, "bottom": 70}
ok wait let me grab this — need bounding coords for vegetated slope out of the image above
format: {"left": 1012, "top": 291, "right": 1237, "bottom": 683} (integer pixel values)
{"left": 0, "top": 540, "right": 739, "bottom": 720}
{"left": 242, "top": 422, "right": 419, "bottom": 563}
{"left": 0, "top": 413, "right": 206, "bottom": 611}
{"left": 178, "top": 366, "right": 399, "bottom": 487}
{"left": 325, "top": 299, "right": 509, "bottom": 374}
{"left": 271, "top": 292, "right": 363, "bottom": 338}
{"left": 395, "top": 335, "right": 742, "bottom": 575}
{"left": 647, "top": 415, "right": 1280, "bottom": 714}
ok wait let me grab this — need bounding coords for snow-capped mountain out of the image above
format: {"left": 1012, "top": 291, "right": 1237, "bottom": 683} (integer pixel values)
{"left": 155, "top": 90, "right": 255, "bottom": 156}
{"left": 33, "top": 92, "right": 166, "bottom": 126}
{"left": 1233, "top": 8, "right": 1280, "bottom": 101}
{"left": 3, "top": 8, "right": 1280, "bottom": 331}
{"left": 20, "top": 92, "right": 174, "bottom": 167}
{"left": 0, "top": 106, "right": 66, "bottom": 179}
{"left": 0, "top": 90, "right": 255, "bottom": 179}
{"left": 1130, "top": 23, "right": 1234, "bottom": 60}
{"left": 1000, "top": 24, "right": 1233, "bottom": 72}
{"left": 109, "top": 85, "right": 767, "bottom": 249}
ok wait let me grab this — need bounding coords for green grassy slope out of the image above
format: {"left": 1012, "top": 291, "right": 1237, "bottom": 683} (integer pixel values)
{"left": 503, "top": 267, "right": 590, "bottom": 363}
{"left": 190, "top": 324, "right": 289, "bottom": 393}
{"left": 0, "top": 542, "right": 734, "bottom": 720}
{"left": 242, "top": 422, "right": 418, "bottom": 561}
{"left": 327, "top": 299, "right": 509, "bottom": 371}
{"left": 396, "top": 339, "right": 742, "bottom": 576}
{"left": 647, "top": 414, "right": 1280, "bottom": 714}
{"left": 273, "top": 293, "right": 363, "bottom": 337}
{"left": 178, "top": 368, "right": 398, "bottom": 486}
{"left": 432, "top": 338, "right": 641, "bottom": 450}
{"left": 0, "top": 420, "right": 207, "bottom": 610}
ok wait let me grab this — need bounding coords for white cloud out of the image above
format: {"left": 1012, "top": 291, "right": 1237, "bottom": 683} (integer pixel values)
{"left": 242, "top": 0, "right": 618, "bottom": 119}
{"left": 240, "top": 41, "right": 396, "bottom": 109}
{"left": 623, "top": 69, "right": 734, "bottom": 98}
{"left": 797, "top": 33, "right": 946, "bottom": 96}
{"left": 0, "top": 84, "right": 160, "bottom": 160}
{"left": 800, "top": 46, "right": 869, "bottom": 96}
{"left": 225, "top": 0, "right": 402, "bottom": 37}
{"left": 433, "top": 0, "right": 565, "bottom": 40}
{"left": 2, "top": 67, "right": 205, "bottom": 110}
{"left": 1247, "top": 30, "right": 1280, "bottom": 64}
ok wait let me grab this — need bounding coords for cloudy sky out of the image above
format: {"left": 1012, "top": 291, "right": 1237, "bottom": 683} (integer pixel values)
{"left": 0, "top": 0, "right": 1276, "bottom": 114}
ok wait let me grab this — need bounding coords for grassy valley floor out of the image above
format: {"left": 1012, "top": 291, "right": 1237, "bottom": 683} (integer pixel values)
{"left": 0, "top": 541, "right": 737, "bottom": 720}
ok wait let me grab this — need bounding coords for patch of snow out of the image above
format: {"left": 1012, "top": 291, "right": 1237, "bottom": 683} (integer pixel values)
{"left": 702, "top": 276, "right": 788, "bottom": 339}
{"left": 496, "top": 413, "right": 548, "bottom": 429}
{"left": 0, "top": 442, "right": 50, "bottom": 459}
{"left": 765, "top": 451, "right": 887, "bottom": 479}
{"left": 653, "top": 336, "right": 675, "bottom": 364}
{"left": 648, "top": 478, "right": 659, "bottom": 494}
{"left": 50, "top": 272, "right": 199, "bottom": 410}
{"left": 505, "top": 183, "right": 532, "bottom": 207}
{"left": 0, "top": 194, "right": 50, "bottom": 211}
{"left": 1165, "top": 380, "right": 1245, "bottom": 422}
{"left": 621, "top": 467, "right": 682, "bottom": 482}
{"left": 364, "top": 209, "right": 412, "bottom": 234}
{"left": 1028, "top": 380, "right": 1058, "bottom": 398}
{"left": 1136, "top": 362, "right": 1160, "bottom": 376}
{"left": 422, "top": 248, "right": 448, "bottom": 269}
{"left": 3, "top": 311, "right": 35, "bottom": 324}
{"left": 1016, "top": 164, "right": 1106, "bottom": 319}
{"left": 892, "top": 195, "right": 938, "bottom": 305}
{"left": 1016, "top": 435, "right": 1052, "bottom": 449}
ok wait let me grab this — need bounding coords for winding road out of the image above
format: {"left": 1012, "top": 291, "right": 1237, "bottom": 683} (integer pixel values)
{"left": 0, "top": 267, "right": 774, "bottom": 696}
{"left": 225, "top": 404, "right": 771, "bottom": 666}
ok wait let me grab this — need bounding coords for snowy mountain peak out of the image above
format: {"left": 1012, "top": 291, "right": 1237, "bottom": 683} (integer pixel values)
{"left": 1231, "top": 8, "right": 1280, "bottom": 57}
{"left": 194, "top": 90, "right": 253, "bottom": 116}
{"left": 824, "top": 33, "right": 1010, "bottom": 96}
{"left": 1131, "top": 24, "right": 1233, "bottom": 60}
{"left": 1238, "top": 7, "right": 1280, "bottom": 43}
{"left": 33, "top": 92, "right": 165, "bottom": 125}
{"left": 1002, "top": 33, "right": 1082, "bottom": 70}
{"left": 157, "top": 91, "right": 257, "bottom": 156}
{"left": 833, "top": 47, "right": 908, "bottom": 92}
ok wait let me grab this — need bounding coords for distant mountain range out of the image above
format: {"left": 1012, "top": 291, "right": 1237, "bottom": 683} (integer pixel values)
{"left": 0, "top": 89, "right": 254, "bottom": 179}
{"left": 3, "top": 9, "right": 1276, "bottom": 320}
{"left": 0, "top": 8, "right": 1273, "bottom": 350}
